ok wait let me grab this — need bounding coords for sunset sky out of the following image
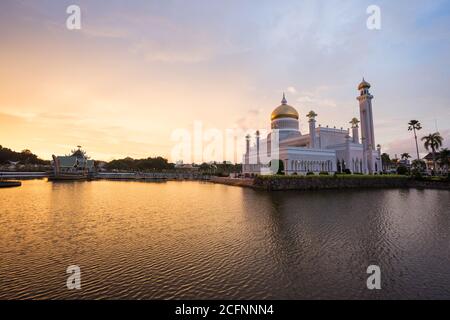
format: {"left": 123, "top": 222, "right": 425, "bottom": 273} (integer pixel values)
{"left": 1, "top": 0, "right": 449, "bottom": 162}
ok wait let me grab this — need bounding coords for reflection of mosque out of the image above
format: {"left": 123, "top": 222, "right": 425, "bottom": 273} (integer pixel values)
{"left": 243, "top": 79, "right": 382, "bottom": 175}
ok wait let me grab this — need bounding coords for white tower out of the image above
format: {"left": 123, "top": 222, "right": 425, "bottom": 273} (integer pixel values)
{"left": 350, "top": 118, "right": 360, "bottom": 144}
{"left": 244, "top": 134, "right": 250, "bottom": 165}
{"left": 307, "top": 111, "right": 318, "bottom": 148}
{"left": 357, "top": 78, "right": 376, "bottom": 174}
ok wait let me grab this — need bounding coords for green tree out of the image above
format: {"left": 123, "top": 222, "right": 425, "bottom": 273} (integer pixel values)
{"left": 401, "top": 153, "right": 411, "bottom": 161}
{"left": 137, "top": 157, "right": 174, "bottom": 171}
{"left": 411, "top": 159, "right": 426, "bottom": 171}
{"left": 396, "top": 165, "right": 408, "bottom": 175}
{"left": 421, "top": 132, "right": 443, "bottom": 174}
{"left": 0, "top": 145, "right": 48, "bottom": 165}
{"left": 269, "top": 159, "right": 284, "bottom": 175}
{"left": 408, "top": 120, "right": 422, "bottom": 161}
{"left": 381, "top": 153, "right": 391, "bottom": 171}
{"left": 438, "top": 148, "right": 450, "bottom": 175}
{"left": 199, "top": 162, "right": 212, "bottom": 173}
{"left": 410, "top": 159, "right": 426, "bottom": 179}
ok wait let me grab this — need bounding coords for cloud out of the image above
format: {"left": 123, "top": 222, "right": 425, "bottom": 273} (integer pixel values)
{"left": 1, "top": 0, "right": 449, "bottom": 162}
{"left": 286, "top": 86, "right": 297, "bottom": 94}
{"left": 132, "top": 40, "right": 215, "bottom": 63}
{"left": 234, "top": 108, "right": 267, "bottom": 131}
{"left": 295, "top": 87, "right": 337, "bottom": 109}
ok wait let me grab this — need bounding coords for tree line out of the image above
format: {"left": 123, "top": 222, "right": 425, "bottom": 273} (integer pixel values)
{"left": 0, "top": 145, "right": 49, "bottom": 165}
{"left": 0, "top": 144, "right": 242, "bottom": 174}
{"left": 105, "top": 157, "right": 175, "bottom": 171}
{"left": 381, "top": 120, "right": 449, "bottom": 176}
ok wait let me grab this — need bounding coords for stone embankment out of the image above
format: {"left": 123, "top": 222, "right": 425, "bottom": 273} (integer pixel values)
{"left": 210, "top": 177, "right": 256, "bottom": 188}
{"left": 254, "top": 176, "right": 410, "bottom": 191}
{"left": 212, "top": 175, "right": 450, "bottom": 191}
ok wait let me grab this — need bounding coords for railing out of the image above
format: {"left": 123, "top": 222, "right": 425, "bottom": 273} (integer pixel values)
{"left": 0, "top": 171, "right": 214, "bottom": 181}
{"left": 0, "top": 172, "right": 48, "bottom": 179}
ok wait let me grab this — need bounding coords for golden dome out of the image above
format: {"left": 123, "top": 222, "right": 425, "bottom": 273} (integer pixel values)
{"left": 358, "top": 78, "right": 371, "bottom": 90}
{"left": 271, "top": 94, "right": 299, "bottom": 121}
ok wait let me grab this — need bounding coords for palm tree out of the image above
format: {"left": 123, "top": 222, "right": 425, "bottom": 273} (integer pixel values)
{"left": 401, "top": 153, "right": 411, "bottom": 161}
{"left": 381, "top": 153, "right": 391, "bottom": 171}
{"left": 408, "top": 120, "right": 422, "bottom": 161}
{"left": 421, "top": 132, "right": 443, "bottom": 174}
{"left": 438, "top": 148, "right": 449, "bottom": 175}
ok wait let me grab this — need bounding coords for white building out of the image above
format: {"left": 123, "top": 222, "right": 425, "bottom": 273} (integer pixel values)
{"left": 52, "top": 148, "right": 95, "bottom": 175}
{"left": 243, "top": 79, "right": 382, "bottom": 175}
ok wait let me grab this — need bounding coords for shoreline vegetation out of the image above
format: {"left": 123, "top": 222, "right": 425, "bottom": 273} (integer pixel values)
{"left": 0, "top": 145, "right": 241, "bottom": 176}
{"left": 1, "top": 144, "right": 449, "bottom": 191}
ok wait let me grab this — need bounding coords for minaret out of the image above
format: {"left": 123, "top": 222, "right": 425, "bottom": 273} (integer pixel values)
{"left": 307, "top": 111, "right": 318, "bottom": 149}
{"left": 345, "top": 130, "right": 351, "bottom": 170}
{"left": 350, "top": 118, "right": 360, "bottom": 144}
{"left": 256, "top": 130, "right": 260, "bottom": 164}
{"left": 245, "top": 134, "right": 250, "bottom": 165}
{"left": 357, "top": 78, "right": 375, "bottom": 174}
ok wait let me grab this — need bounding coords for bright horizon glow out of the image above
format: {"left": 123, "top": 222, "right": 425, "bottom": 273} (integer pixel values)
{"left": 1, "top": 0, "right": 449, "bottom": 162}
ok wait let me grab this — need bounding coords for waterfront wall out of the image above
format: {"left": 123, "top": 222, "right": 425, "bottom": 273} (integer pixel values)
{"left": 210, "top": 177, "right": 255, "bottom": 188}
{"left": 408, "top": 179, "right": 450, "bottom": 190}
{"left": 251, "top": 176, "right": 450, "bottom": 191}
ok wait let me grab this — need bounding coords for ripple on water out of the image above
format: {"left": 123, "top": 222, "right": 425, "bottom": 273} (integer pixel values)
{"left": 1, "top": 181, "right": 450, "bottom": 299}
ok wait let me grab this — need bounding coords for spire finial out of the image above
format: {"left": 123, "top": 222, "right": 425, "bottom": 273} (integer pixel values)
{"left": 281, "top": 92, "right": 287, "bottom": 105}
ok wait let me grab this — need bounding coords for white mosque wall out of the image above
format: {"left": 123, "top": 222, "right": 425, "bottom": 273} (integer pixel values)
{"left": 316, "top": 128, "right": 348, "bottom": 149}
{"left": 281, "top": 147, "right": 337, "bottom": 175}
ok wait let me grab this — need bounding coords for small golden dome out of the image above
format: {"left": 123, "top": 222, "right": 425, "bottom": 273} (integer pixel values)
{"left": 271, "top": 93, "right": 299, "bottom": 121}
{"left": 358, "top": 78, "right": 371, "bottom": 90}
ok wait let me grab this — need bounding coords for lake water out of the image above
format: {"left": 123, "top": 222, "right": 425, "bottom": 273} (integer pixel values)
{"left": 1, "top": 179, "right": 449, "bottom": 299}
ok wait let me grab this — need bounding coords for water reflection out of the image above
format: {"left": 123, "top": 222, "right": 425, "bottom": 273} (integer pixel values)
{"left": 0, "top": 180, "right": 449, "bottom": 299}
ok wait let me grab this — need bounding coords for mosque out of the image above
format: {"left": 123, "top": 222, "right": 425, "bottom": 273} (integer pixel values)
{"left": 243, "top": 79, "right": 382, "bottom": 175}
